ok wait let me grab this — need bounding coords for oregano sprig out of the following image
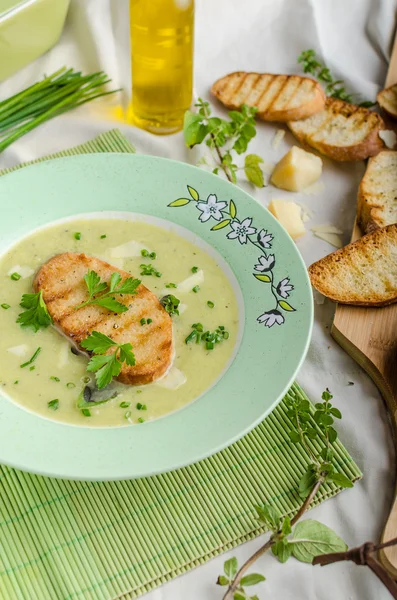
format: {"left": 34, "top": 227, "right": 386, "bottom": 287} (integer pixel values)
{"left": 184, "top": 99, "right": 265, "bottom": 187}
{"left": 298, "top": 49, "right": 375, "bottom": 107}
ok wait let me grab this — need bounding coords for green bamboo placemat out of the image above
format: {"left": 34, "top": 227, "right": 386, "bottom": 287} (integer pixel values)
{"left": 0, "top": 130, "right": 361, "bottom": 600}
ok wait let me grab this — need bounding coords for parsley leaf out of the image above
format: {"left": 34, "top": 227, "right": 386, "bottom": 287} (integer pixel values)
{"left": 75, "top": 270, "right": 141, "bottom": 312}
{"left": 81, "top": 331, "right": 136, "bottom": 389}
{"left": 80, "top": 331, "right": 116, "bottom": 354}
{"left": 84, "top": 270, "right": 108, "bottom": 298}
{"left": 16, "top": 291, "right": 53, "bottom": 332}
{"left": 94, "top": 296, "right": 127, "bottom": 313}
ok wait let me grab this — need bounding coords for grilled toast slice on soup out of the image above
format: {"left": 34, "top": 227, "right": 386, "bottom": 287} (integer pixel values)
{"left": 211, "top": 72, "right": 326, "bottom": 122}
{"left": 288, "top": 98, "right": 385, "bottom": 161}
{"left": 34, "top": 252, "right": 173, "bottom": 385}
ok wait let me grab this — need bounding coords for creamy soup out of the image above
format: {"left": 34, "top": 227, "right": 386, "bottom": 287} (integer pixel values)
{"left": 0, "top": 217, "right": 239, "bottom": 427}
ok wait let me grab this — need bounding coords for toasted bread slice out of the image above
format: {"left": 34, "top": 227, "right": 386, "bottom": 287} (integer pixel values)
{"left": 357, "top": 150, "right": 397, "bottom": 233}
{"left": 378, "top": 84, "right": 397, "bottom": 119}
{"left": 211, "top": 72, "right": 326, "bottom": 122}
{"left": 34, "top": 253, "right": 173, "bottom": 385}
{"left": 288, "top": 98, "right": 385, "bottom": 161}
{"left": 308, "top": 224, "right": 397, "bottom": 306}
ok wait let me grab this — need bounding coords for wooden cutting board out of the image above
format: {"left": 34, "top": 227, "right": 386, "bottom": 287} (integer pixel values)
{"left": 331, "top": 29, "right": 397, "bottom": 577}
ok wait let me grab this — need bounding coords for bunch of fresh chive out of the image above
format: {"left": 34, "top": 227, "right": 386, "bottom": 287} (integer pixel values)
{"left": 0, "top": 67, "right": 119, "bottom": 152}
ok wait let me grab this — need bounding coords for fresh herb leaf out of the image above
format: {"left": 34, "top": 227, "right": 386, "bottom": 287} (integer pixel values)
{"left": 239, "top": 573, "right": 266, "bottom": 586}
{"left": 224, "top": 557, "right": 238, "bottom": 579}
{"left": 290, "top": 520, "right": 347, "bottom": 563}
{"left": 47, "top": 399, "right": 59, "bottom": 410}
{"left": 74, "top": 270, "right": 141, "bottom": 312}
{"left": 255, "top": 504, "right": 281, "bottom": 530}
{"left": 183, "top": 110, "right": 208, "bottom": 147}
{"left": 244, "top": 154, "right": 265, "bottom": 187}
{"left": 216, "top": 576, "right": 229, "bottom": 586}
{"left": 81, "top": 331, "right": 116, "bottom": 354}
{"left": 82, "top": 331, "right": 135, "bottom": 389}
{"left": 20, "top": 347, "right": 41, "bottom": 369}
{"left": 272, "top": 540, "right": 293, "bottom": 563}
{"left": 94, "top": 296, "right": 127, "bottom": 313}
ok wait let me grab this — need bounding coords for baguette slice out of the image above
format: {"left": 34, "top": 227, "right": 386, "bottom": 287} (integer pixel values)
{"left": 357, "top": 150, "right": 397, "bottom": 233}
{"left": 211, "top": 72, "right": 326, "bottom": 122}
{"left": 378, "top": 84, "right": 397, "bottom": 119}
{"left": 288, "top": 98, "right": 385, "bottom": 161}
{"left": 308, "top": 224, "right": 397, "bottom": 306}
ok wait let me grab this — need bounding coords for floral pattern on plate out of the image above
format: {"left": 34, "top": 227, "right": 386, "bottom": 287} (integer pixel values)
{"left": 169, "top": 186, "right": 296, "bottom": 327}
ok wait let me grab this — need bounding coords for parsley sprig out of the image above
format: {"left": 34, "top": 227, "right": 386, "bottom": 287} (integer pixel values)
{"left": 81, "top": 331, "right": 136, "bottom": 389}
{"left": 298, "top": 49, "right": 375, "bottom": 107}
{"left": 184, "top": 99, "right": 264, "bottom": 187}
{"left": 16, "top": 291, "right": 53, "bottom": 332}
{"left": 75, "top": 270, "right": 141, "bottom": 313}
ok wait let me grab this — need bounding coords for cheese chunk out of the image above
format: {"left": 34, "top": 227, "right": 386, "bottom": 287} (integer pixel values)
{"left": 271, "top": 146, "right": 322, "bottom": 192}
{"left": 268, "top": 199, "right": 305, "bottom": 240}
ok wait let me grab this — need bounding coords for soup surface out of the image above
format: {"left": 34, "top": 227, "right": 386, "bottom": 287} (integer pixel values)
{"left": 0, "top": 217, "right": 240, "bottom": 427}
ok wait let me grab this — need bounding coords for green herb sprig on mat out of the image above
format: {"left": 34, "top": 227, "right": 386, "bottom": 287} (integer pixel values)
{"left": 298, "top": 49, "right": 375, "bottom": 107}
{"left": 184, "top": 99, "right": 264, "bottom": 187}
{"left": 0, "top": 67, "right": 120, "bottom": 153}
{"left": 217, "top": 389, "right": 353, "bottom": 600}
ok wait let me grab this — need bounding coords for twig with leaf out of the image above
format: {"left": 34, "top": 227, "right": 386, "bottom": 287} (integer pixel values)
{"left": 184, "top": 99, "right": 264, "bottom": 187}
{"left": 298, "top": 49, "right": 375, "bottom": 107}
{"left": 217, "top": 389, "right": 353, "bottom": 600}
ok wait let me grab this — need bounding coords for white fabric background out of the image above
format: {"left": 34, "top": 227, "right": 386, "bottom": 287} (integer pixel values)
{"left": 0, "top": 1, "right": 396, "bottom": 598}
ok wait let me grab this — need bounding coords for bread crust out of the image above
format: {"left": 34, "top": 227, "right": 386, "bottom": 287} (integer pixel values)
{"left": 378, "top": 84, "right": 397, "bottom": 120}
{"left": 288, "top": 98, "right": 385, "bottom": 161}
{"left": 308, "top": 224, "right": 397, "bottom": 306}
{"left": 357, "top": 150, "right": 397, "bottom": 233}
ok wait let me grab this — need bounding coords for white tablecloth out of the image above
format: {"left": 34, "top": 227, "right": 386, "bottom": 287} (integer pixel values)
{"left": 1, "top": 1, "right": 396, "bottom": 598}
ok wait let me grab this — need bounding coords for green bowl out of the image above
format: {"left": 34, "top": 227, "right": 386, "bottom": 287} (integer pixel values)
{"left": 0, "top": 0, "right": 70, "bottom": 82}
{"left": 0, "top": 154, "right": 313, "bottom": 480}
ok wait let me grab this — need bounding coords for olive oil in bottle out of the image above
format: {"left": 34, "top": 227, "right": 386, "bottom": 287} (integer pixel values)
{"left": 130, "top": 0, "right": 194, "bottom": 134}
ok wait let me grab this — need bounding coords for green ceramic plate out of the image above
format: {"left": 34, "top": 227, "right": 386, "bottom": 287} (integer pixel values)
{"left": 0, "top": 154, "right": 312, "bottom": 480}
